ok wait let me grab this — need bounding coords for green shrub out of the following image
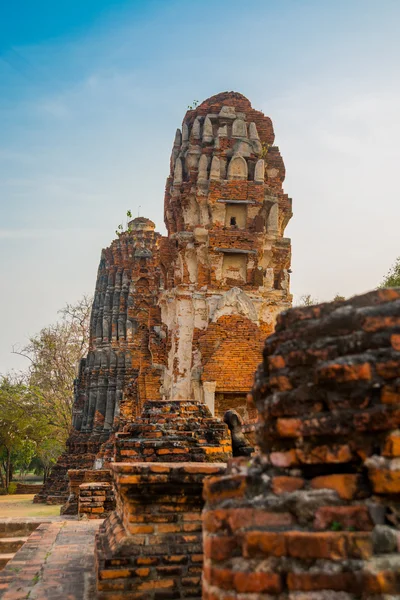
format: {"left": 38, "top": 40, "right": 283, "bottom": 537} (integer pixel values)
{"left": 7, "top": 482, "right": 18, "bottom": 495}
{"left": 0, "top": 488, "right": 7, "bottom": 495}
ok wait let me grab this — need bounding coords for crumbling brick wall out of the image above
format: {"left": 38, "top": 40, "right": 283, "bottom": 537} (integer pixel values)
{"left": 203, "top": 288, "right": 400, "bottom": 599}
{"left": 96, "top": 463, "right": 226, "bottom": 600}
{"left": 79, "top": 482, "right": 114, "bottom": 519}
{"left": 95, "top": 398, "right": 232, "bottom": 598}
{"left": 62, "top": 468, "right": 113, "bottom": 515}
{"left": 33, "top": 433, "right": 100, "bottom": 505}
{"left": 114, "top": 399, "right": 232, "bottom": 464}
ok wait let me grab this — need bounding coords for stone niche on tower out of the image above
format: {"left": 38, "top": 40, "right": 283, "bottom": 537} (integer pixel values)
{"left": 160, "top": 91, "right": 293, "bottom": 422}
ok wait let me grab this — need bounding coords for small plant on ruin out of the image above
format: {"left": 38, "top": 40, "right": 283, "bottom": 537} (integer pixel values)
{"left": 379, "top": 256, "right": 400, "bottom": 288}
{"left": 330, "top": 521, "right": 343, "bottom": 531}
{"left": 187, "top": 100, "right": 199, "bottom": 110}
{"left": 299, "top": 294, "right": 319, "bottom": 307}
{"left": 260, "top": 142, "right": 270, "bottom": 159}
{"left": 115, "top": 210, "right": 134, "bottom": 237}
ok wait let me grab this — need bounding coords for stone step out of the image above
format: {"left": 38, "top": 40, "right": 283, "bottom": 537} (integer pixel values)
{"left": 0, "top": 521, "right": 39, "bottom": 538}
{"left": 0, "top": 554, "right": 15, "bottom": 570}
{"left": 46, "top": 495, "right": 67, "bottom": 505}
{"left": 0, "top": 537, "right": 28, "bottom": 553}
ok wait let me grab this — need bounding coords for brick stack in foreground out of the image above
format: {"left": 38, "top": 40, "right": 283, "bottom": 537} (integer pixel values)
{"left": 96, "top": 463, "right": 226, "bottom": 599}
{"left": 95, "top": 399, "right": 232, "bottom": 598}
{"left": 203, "top": 288, "right": 400, "bottom": 599}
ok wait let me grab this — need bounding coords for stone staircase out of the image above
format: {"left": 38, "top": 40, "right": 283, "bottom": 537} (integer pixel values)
{"left": 0, "top": 521, "right": 39, "bottom": 572}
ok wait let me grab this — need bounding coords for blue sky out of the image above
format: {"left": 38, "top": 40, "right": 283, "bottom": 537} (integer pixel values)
{"left": 1, "top": 0, "right": 400, "bottom": 372}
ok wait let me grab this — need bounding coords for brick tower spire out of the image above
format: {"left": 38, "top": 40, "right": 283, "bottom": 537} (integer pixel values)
{"left": 160, "top": 91, "right": 293, "bottom": 418}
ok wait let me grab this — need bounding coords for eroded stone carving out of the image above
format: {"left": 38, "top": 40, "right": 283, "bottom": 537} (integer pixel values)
{"left": 191, "top": 116, "right": 201, "bottom": 139}
{"left": 212, "top": 287, "right": 258, "bottom": 322}
{"left": 232, "top": 117, "right": 248, "bottom": 138}
{"left": 228, "top": 154, "right": 248, "bottom": 180}
{"left": 197, "top": 154, "right": 208, "bottom": 183}
{"left": 173, "top": 157, "right": 183, "bottom": 185}
{"left": 255, "top": 158, "right": 265, "bottom": 182}
{"left": 210, "top": 155, "right": 220, "bottom": 181}
{"left": 202, "top": 115, "right": 213, "bottom": 142}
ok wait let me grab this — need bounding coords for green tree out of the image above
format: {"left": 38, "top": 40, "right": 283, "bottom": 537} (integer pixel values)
{"left": 13, "top": 295, "right": 92, "bottom": 443}
{"left": 0, "top": 296, "right": 92, "bottom": 492}
{"left": 13, "top": 440, "right": 36, "bottom": 481}
{"left": 35, "top": 438, "right": 64, "bottom": 483}
{"left": 0, "top": 377, "right": 45, "bottom": 488}
{"left": 380, "top": 257, "right": 400, "bottom": 288}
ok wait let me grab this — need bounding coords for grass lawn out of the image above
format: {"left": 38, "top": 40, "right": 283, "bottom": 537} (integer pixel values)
{"left": 0, "top": 495, "right": 62, "bottom": 518}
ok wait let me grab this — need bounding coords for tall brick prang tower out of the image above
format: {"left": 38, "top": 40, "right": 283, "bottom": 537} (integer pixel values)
{"left": 76, "top": 217, "right": 162, "bottom": 436}
{"left": 160, "top": 91, "right": 292, "bottom": 420}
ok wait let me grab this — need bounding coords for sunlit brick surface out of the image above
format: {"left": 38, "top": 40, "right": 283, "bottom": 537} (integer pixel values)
{"left": 203, "top": 289, "right": 400, "bottom": 599}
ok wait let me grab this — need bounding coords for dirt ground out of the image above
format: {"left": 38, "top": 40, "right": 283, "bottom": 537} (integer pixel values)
{"left": 0, "top": 495, "right": 62, "bottom": 518}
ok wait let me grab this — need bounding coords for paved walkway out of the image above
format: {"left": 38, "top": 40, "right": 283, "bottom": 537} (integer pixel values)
{"left": 0, "top": 520, "right": 101, "bottom": 599}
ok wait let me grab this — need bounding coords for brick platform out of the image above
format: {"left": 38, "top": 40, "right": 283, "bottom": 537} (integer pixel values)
{"left": 115, "top": 399, "right": 232, "bottom": 463}
{"left": 0, "top": 520, "right": 100, "bottom": 599}
{"left": 95, "top": 462, "right": 226, "bottom": 599}
{"left": 202, "top": 288, "right": 400, "bottom": 599}
{"left": 95, "top": 398, "right": 231, "bottom": 598}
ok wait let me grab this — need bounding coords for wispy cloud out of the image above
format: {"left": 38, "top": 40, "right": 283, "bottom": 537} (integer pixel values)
{"left": 0, "top": 227, "right": 96, "bottom": 240}
{"left": 38, "top": 99, "right": 71, "bottom": 118}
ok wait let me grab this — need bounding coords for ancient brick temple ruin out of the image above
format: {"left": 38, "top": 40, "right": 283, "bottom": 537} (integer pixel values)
{"left": 203, "top": 289, "right": 400, "bottom": 598}
{"left": 36, "top": 90, "right": 293, "bottom": 506}
{"left": 10, "top": 92, "right": 400, "bottom": 600}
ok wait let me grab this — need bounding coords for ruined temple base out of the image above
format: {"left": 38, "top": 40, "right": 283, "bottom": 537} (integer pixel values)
{"left": 63, "top": 468, "right": 114, "bottom": 516}
{"left": 33, "top": 434, "right": 102, "bottom": 506}
{"left": 95, "top": 462, "right": 226, "bottom": 600}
